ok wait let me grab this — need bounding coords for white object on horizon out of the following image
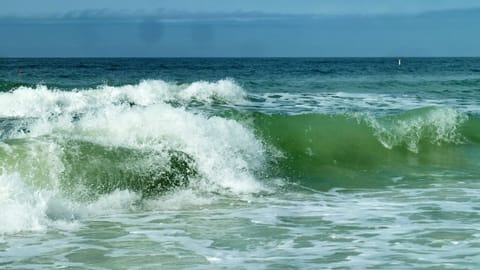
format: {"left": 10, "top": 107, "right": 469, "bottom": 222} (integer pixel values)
{"left": 398, "top": 59, "right": 402, "bottom": 66}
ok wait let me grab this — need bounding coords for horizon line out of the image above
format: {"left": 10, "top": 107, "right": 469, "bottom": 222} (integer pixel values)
{"left": 2, "top": 56, "right": 480, "bottom": 59}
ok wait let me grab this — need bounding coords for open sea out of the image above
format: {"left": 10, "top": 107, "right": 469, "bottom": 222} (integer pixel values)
{"left": 1, "top": 58, "right": 480, "bottom": 269}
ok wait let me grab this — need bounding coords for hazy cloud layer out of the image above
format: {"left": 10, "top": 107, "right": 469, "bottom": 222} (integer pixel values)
{"left": 3, "top": 0, "right": 480, "bottom": 16}
{"left": 1, "top": 8, "right": 479, "bottom": 57}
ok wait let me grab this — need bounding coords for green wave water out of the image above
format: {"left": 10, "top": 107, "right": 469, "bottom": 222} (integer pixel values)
{"left": 252, "top": 107, "right": 480, "bottom": 189}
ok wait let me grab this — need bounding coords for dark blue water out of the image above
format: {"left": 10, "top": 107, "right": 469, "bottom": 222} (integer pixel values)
{"left": 2, "top": 57, "right": 480, "bottom": 90}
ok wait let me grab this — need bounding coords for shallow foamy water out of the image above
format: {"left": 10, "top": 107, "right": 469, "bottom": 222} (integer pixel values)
{"left": 3, "top": 182, "right": 480, "bottom": 269}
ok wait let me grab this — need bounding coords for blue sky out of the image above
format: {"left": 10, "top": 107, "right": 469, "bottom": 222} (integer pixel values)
{"left": 1, "top": 0, "right": 480, "bottom": 57}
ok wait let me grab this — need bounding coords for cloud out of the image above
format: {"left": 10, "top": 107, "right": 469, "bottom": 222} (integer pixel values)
{"left": 0, "top": 8, "right": 479, "bottom": 57}
{"left": 1, "top": 6, "right": 479, "bottom": 25}
{"left": 4, "top": 0, "right": 480, "bottom": 17}
{"left": 0, "top": 9, "right": 299, "bottom": 23}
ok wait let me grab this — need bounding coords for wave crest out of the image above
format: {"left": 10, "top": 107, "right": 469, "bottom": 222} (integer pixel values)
{"left": 0, "top": 79, "right": 246, "bottom": 118}
{"left": 363, "top": 107, "right": 468, "bottom": 153}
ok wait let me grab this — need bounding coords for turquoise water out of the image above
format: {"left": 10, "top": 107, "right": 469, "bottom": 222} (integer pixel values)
{"left": 1, "top": 58, "right": 480, "bottom": 269}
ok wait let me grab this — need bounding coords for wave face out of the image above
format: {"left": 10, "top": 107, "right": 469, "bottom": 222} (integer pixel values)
{"left": 253, "top": 107, "right": 480, "bottom": 189}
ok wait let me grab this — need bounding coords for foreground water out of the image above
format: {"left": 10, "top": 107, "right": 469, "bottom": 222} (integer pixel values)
{"left": 1, "top": 58, "right": 480, "bottom": 269}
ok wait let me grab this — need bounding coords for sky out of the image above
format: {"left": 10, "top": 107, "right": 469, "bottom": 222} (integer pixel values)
{"left": 1, "top": 0, "right": 480, "bottom": 57}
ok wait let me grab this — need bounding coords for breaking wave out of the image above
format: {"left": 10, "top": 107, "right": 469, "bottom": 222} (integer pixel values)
{"left": 0, "top": 79, "right": 263, "bottom": 234}
{"left": 1, "top": 79, "right": 479, "bottom": 234}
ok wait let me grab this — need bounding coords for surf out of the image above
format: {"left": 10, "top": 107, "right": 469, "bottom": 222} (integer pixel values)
{"left": 2, "top": 78, "right": 480, "bottom": 234}
{"left": 0, "top": 79, "right": 264, "bottom": 234}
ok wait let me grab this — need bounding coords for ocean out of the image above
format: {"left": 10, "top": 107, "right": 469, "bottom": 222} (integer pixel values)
{"left": 1, "top": 58, "right": 480, "bottom": 269}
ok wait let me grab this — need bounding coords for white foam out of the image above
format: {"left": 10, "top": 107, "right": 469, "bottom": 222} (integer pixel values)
{"left": 0, "top": 173, "right": 146, "bottom": 234}
{"left": 68, "top": 103, "right": 267, "bottom": 194}
{"left": 0, "top": 78, "right": 266, "bottom": 235}
{"left": 0, "top": 173, "right": 49, "bottom": 234}
{"left": 178, "top": 79, "right": 246, "bottom": 104}
{"left": 0, "top": 79, "right": 247, "bottom": 119}
{"left": 145, "top": 189, "right": 213, "bottom": 210}
{"left": 252, "top": 92, "right": 480, "bottom": 115}
{"left": 362, "top": 107, "right": 467, "bottom": 152}
{"left": 0, "top": 79, "right": 264, "bottom": 191}
{"left": 87, "top": 189, "right": 141, "bottom": 214}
